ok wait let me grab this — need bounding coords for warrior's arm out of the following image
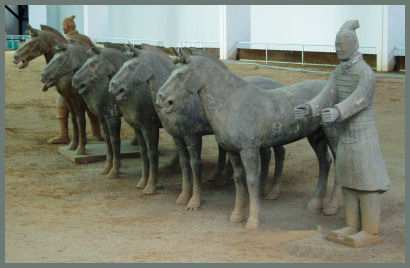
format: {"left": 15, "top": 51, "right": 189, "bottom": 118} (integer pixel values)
{"left": 333, "top": 67, "right": 375, "bottom": 121}
{"left": 306, "top": 71, "right": 337, "bottom": 117}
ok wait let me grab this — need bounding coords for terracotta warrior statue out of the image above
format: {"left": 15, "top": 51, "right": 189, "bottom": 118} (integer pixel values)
{"left": 49, "top": 15, "right": 102, "bottom": 144}
{"left": 294, "top": 20, "right": 390, "bottom": 247}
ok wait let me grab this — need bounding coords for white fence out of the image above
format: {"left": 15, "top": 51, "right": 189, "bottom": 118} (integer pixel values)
{"left": 94, "top": 37, "right": 220, "bottom": 49}
{"left": 95, "top": 37, "right": 165, "bottom": 47}
{"left": 7, "top": 34, "right": 31, "bottom": 40}
{"left": 394, "top": 46, "right": 405, "bottom": 57}
{"left": 177, "top": 41, "right": 219, "bottom": 48}
{"left": 237, "top": 41, "right": 377, "bottom": 66}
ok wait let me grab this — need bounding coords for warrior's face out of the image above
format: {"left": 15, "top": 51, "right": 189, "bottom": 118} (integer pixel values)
{"left": 335, "top": 31, "right": 358, "bottom": 61}
{"left": 63, "top": 20, "right": 75, "bottom": 34}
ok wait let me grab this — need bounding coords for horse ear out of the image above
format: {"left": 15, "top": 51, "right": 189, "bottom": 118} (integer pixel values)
{"left": 55, "top": 43, "right": 68, "bottom": 52}
{"left": 179, "top": 48, "right": 191, "bottom": 64}
{"left": 27, "top": 24, "right": 39, "bottom": 37}
{"left": 125, "top": 43, "right": 141, "bottom": 57}
{"left": 87, "top": 46, "right": 101, "bottom": 56}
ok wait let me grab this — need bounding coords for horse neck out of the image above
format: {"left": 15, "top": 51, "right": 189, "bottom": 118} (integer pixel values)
{"left": 44, "top": 49, "right": 55, "bottom": 64}
{"left": 195, "top": 58, "right": 246, "bottom": 110}
{"left": 149, "top": 55, "right": 176, "bottom": 96}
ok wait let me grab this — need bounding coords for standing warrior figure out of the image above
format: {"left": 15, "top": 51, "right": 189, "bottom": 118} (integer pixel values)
{"left": 49, "top": 15, "right": 103, "bottom": 144}
{"left": 294, "top": 20, "right": 390, "bottom": 247}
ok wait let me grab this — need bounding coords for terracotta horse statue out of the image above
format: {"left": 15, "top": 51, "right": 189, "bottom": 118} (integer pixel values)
{"left": 14, "top": 24, "right": 103, "bottom": 149}
{"left": 109, "top": 45, "right": 287, "bottom": 210}
{"left": 156, "top": 52, "right": 340, "bottom": 228}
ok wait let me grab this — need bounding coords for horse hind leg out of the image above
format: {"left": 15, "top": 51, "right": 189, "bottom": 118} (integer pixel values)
{"left": 306, "top": 132, "right": 332, "bottom": 211}
{"left": 208, "top": 145, "right": 226, "bottom": 183}
{"left": 322, "top": 133, "right": 342, "bottom": 216}
{"left": 265, "top": 145, "right": 285, "bottom": 200}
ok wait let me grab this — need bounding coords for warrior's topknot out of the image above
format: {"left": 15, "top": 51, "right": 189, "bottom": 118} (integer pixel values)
{"left": 339, "top": 20, "right": 360, "bottom": 32}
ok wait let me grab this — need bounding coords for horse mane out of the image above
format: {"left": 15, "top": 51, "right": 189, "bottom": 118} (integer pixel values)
{"left": 40, "top": 25, "right": 67, "bottom": 43}
{"left": 189, "top": 48, "right": 228, "bottom": 70}
{"left": 101, "top": 42, "right": 129, "bottom": 53}
{"left": 141, "top": 44, "right": 172, "bottom": 61}
{"left": 191, "top": 54, "right": 247, "bottom": 88}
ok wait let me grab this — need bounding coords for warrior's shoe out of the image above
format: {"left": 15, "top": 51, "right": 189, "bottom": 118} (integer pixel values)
{"left": 328, "top": 226, "right": 359, "bottom": 243}
{"left": 343, "top": 231, "right": 383, "bottom": 248}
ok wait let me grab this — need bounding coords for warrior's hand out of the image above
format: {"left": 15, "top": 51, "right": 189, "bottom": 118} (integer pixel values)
{"left": 320, "top": 108, "right": 340, "bottom": 123}
{"left": 294, "top": 104, "right": 311, "bottom": 119}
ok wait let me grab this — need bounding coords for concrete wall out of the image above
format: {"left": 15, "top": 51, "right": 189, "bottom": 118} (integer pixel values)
{"left": 28, "top": 5, "right": 47, "bottom": 29}
{"left": 250, "top": 5, "right": 383, "bottom": 47}
{"left": 5, "top": 5, "right": 19, "bottom": 34}
{"left": 387, "top": 5, "right": 405, "bottom": 51}
{"left": 46, "top": 5, "right": 84, "bottom": 34}
{"left": 106, "top": 5, "right": 219, "bottom": 47}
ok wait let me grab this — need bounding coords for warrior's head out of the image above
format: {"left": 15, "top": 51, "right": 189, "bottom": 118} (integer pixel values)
{"left": 62, "top": 15, "right": 76, "bottom": 34}
{"left": 335, "top": 20, "right": 360, "bottom": 61}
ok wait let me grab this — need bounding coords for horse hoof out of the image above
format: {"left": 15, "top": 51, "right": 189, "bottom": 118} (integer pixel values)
{"left": 67, "top": 142, "right": 78, "bottom": 151}
{"left": 230, "top": 212, "right": 244, "bottom": 223}
{"left": 176, "top": 191, "right": 191, "bottom": 205}
{"left": 107, "top": 169, "right": 119, "bottom": 179}
{"left": 75, "top": 147, "right": 85, "bottom": 155}
{"left": 101, "top": 164, "right": 112, "bottom": 175}
{"left": 136, "top": 178, "right": 147, "bottom": 189}
{"left": 142, "top": 184, "right": 156, "bottom": 195}
{"left": 322, "top": 205, "right": 339, "bottom": 216}
{"left": 265, "top": 189, "right": 280, "bottom": 200}
{"left": 47, "top": 135, "right": 70, "bottom": 144}
{"left": 306, "top": 198, "right": 323, "bottom": 211}
{"left": 185, "top": 196, "right": 200, "bottom": 211}
{"left": 245, "top": 217, "right": 260, "bottom": 229}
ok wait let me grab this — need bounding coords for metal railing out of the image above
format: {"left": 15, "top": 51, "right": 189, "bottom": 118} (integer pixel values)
{"left": 178, "top": 41, "right": 219, "bottom": 48}
{"left": 237, "top": 41, "right": 377, "bottom": 66}
{"left": 95, "top": 37, "right": 165, "bottom": 47}
{"left": 7, "top": 34, "right": 30, "bottom": 41}
{"left": 393, "top": 46, "right": 405, "bottom": 57}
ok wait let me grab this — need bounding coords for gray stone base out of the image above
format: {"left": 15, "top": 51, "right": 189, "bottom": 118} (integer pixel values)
{"left": 58, "top": 141, "right": 140, "bottom": 164}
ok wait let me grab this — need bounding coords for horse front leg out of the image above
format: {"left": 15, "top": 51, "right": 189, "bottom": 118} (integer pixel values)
{"left": 75, "top": 109, "right": 86, "bottom": 155}
{"left": 240, "top": 148, "right": 261, "bottom": 229}
{"left": 173, "top": 137, "right": 192, "bottom": 205}
{"left": 66, "top": 101, "right": 79, "bottom": 151}
{"left": 228, "top": 152, "right": 246, "bottom": 223}
{"left": 141, "top": 126, "right": 159, "bottom": 195}
{"left": 184, "top": 135, "right": 202, "bottom": 210}
{"left": 100, "top": 119, "right": 113, "bottom": 175}
{"left": 135, "top": 129, "right": 150, "bottom": 189}
{"left": 106, "top": 116, "right": 121, "bottom": 179}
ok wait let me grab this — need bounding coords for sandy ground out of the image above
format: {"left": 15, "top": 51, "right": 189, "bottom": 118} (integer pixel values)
{"left": 4, "top": 51, "right": 405, "bottom": 263}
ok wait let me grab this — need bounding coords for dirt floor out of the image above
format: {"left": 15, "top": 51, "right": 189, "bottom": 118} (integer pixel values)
{"left": 4, "top": 51, "right": 405, "bottom": 263}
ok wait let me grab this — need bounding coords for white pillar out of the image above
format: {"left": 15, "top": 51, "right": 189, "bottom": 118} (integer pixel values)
{"left": 219, "top": 5, "right": 250, "bottom": 59}
{"left": 83, "top": 5, "right": 109, "bottom": 42}
{"left": 28, "top": 5, "right": 47, "bottom": 29}
{"left": 378, "top": 5, "right": 401, "bottom": 72}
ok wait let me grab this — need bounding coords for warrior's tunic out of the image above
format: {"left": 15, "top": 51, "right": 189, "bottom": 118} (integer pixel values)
{"left": 66, "top": 30, "right": 94, "bottom": 47}
{"left": 306, "top": 52, "right": 390, "bottom": 192}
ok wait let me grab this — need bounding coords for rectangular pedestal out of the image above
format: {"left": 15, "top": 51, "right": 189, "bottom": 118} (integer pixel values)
{"left": 58, "top": 141, "right": 140, "bottom": 164}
